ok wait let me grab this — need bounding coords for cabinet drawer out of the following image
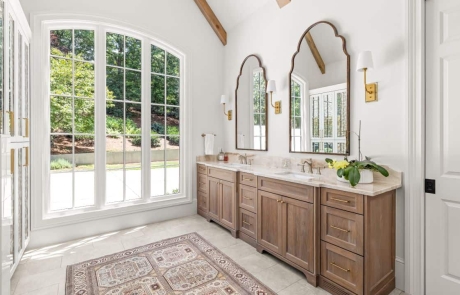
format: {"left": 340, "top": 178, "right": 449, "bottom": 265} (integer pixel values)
{"left": 239, "top": 208, "right": 257, "bottom": 239}
{"left": 258, "top": 177, "right": 314, "bottom": 203}
{"left": 239, "top": 184, "right": 257, "bottom": 213}
{"left": 321, "top": 241, "right": 364, "bottom": 295}
{"left": 198, "top": 190, "right": 208, "bottom": 212}
{"left": 321, "top": 206, "right": 364, "bottom": 255}
{"left": 197, "top": 164, "right": 207, "bottom": 175}
{"left": 239, "top": 172, "right": 257, "bottom": 187}
{"left": 321, "top": 188, "right": 364, "bottom": 214}
{"left": 197, "top": 173, "right": 208, "bottom": 193}
{"left": 208, "top": 167, "right": 236, "bottom": 183}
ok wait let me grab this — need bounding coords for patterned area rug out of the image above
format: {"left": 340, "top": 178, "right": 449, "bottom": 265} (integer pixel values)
{"left": 66, "top": 232, "right": 275, "bottom": 295}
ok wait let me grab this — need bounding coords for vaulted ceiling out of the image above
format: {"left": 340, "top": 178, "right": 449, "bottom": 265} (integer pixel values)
{"left": 206, "top": 0, "right": 271, "bottom": 31}
{"left": 195, "top": 0, "right": 291, "bottom": 45}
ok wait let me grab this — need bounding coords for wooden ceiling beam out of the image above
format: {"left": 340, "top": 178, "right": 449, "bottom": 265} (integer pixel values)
{"left": 276, "top": 0, "right": 291, "bottom": 8}
{"left": 194, "top": 0, "right": 227, "bottom": 45}
{"left": 305, "top": 32, "right": 326, "bottom": 74}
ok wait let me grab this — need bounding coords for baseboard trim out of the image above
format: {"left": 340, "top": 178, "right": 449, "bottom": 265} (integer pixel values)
{"left": 395, "top": 256, "right": 405, "bottom": 291}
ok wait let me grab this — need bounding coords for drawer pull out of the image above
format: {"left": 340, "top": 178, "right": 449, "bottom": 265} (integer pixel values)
{"left": 243, "top": 197, "right": 253, "bottom": 200}
{"left": 242, "top": 221, "right": 252, "bottom": 226}
{"left": 330, "top": 225, "right": 350, "bottom": 233}
{"left": 242, "top": 177, "right": 253, "bottom": 181}
{"left": 199, "top": 182, "right": 206, "bottom": 185}
{"left": 277, "top": 200, "right": 281, "bottom": 203}
{"left": 331, "top": 262, "right": 350, "bottom": 273}
{"left": 331, "top": 197, "right": 350, "bottom": 203}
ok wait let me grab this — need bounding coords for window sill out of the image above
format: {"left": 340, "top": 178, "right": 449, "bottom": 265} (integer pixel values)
{"left": 32, "top": 194, "right": 193, "bottom": 231}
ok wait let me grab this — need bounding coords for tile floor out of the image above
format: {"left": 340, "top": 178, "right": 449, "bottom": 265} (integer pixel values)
{"left": 11, "top": 215, "right": 406, "bottom": 295}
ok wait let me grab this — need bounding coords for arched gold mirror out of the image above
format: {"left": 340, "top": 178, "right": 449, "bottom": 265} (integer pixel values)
{"left": 289, "top": 21, "right": 350, "bottom": 155}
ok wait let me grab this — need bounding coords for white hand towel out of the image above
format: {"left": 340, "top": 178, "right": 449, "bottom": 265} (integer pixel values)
{"left": 204, "top": 134, "right": 215, "bottom": 155}
{"left": 237, "top": 134, "right": 245, "bottom": 149}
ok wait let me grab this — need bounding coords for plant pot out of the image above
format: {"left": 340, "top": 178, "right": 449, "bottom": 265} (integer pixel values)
{"left": 336, "top": 169, "right": 374, "bottom": 184}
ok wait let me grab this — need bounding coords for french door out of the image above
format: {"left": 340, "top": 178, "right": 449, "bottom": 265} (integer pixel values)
{"left": 426, "top": 0, "right": 460, "bottom": 294}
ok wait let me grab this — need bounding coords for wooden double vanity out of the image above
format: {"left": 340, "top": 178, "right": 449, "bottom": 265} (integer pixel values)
{"left": 197, "top": 162, "right": 400, "bottom": 295}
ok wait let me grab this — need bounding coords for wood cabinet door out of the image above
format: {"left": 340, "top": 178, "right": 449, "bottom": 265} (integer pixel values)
{"left": 281, "top": 196, "right": 315, "bottom": 272}
{"left": 257, "top": 190, "right": 283, "bottom": 254}
{"left": 208, "top": 177, "right": 220, "bottom": 220}
{"left": 219, "top": 180, "right": 236, "bottom": 229}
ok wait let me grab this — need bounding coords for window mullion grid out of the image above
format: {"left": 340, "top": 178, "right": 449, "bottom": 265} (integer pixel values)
{"left": 142, "top": 39, "right": 151, "bottom": 200}
{"left": 163, "top": 52, "right": 167, "bottom": 196}
{"left": 95, "top": 25, "right": 106, "bottom": 209}
{"left": 123, "top": 35, "right": 127, "bottom": 202}
{"left": 71, "top": 29, "right": 76, "bottom": 210}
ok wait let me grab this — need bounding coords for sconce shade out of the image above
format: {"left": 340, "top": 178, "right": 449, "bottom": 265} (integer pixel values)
{"left": 220, "top": 94, "right": 229, "bottom": 104}
{"left": 267, "top": 80, "right": 277, "bottom": 93}
{"left": 356, "top": 51, "right": 374, "bottom": 72}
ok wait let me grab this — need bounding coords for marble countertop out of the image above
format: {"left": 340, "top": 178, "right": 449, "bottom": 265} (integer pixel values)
{"left": 197, "top": 161, "right": 402, "bottom": 196}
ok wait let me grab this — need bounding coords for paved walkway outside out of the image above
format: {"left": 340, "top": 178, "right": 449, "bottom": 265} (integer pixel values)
{"left": 50, "top": 168, "right": 179, "bottom": 211}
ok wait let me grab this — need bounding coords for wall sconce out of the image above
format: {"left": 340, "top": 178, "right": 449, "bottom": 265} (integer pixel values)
{"left": 267, "top": 80, "right": 281, "bottom": 114}
{"left": 357, "top": 51, "right": 378, "bottom": 102}
{"left": 220, "top": 95, "right": 232, "bottom": 120}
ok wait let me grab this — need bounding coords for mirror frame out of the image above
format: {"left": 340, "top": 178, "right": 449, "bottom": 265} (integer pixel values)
{"left": 235, "top": 54, "right": 269, "bottom": 151}
{"left": 288, "top": 21, "right": 350, "bottom": 155}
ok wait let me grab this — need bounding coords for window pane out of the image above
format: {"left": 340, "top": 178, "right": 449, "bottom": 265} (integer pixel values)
{"left": 152, "top": 105, "right": 165, "bottom": 135}
{"left": 106, "top": 67, "right": 124, "bottom": 100}
{"left": 74, "top": 98, "right": 95, "bottom": 134}
{"left": 166, "top": 137, "right": 179, "bottom": 195}
{"left": 151, "top": 45, "right": 165, "bottom": 74}
{"left": 50, "top": 57, "right": 72, "bottom": 96}
{"left": 260, "top": 93, "right": 266, "bottom": 113}
{"left": 74, "top": 61, "right": 94, "bottom": 98}
{"left": 324, "top": 94, "right": 333, "bottom": 138}
{"left": 74, "top": 135, "right": 95, "bottom": 207}
{"left": 125, "top": 37, "right": 141, "bottom": 70}
{"left": 106, "top": 135, "right": 124, "bottom": 203}
{"left": 125, "top": 137, "right": 142, "bottom": 200}
{"left": 106, "top": 101, "right": 124, "bottom": 135}
{"left": 74, "top": 30, "right": 94, "bottom": 61}
{"left": 166, "top": 52, "right": 180, "bottom": 76}
{"left": 126, "top": 103, "right": 141, "bottom": 135}
{"left": 166, "top": 77, "right": 179, "bottom": 106}
{"left": 151, "top": 74, "right": 165, "bottom": 104}
{"left": 126, "top": 70, "right": 141, "bottom": 102}
{"left": 50, "top": 96, "right": 72, "bottom": 133}
{"left": 50, "top": 30, "right": 72, "bottom": 57}
{"left": 106, "top": 32, "right": 124, "bottom": 67}
{"left": 151, "top": 136, "right": 165, "bottom": 197}
{"left": 337, "top": 91, "right": 347, "bottom": 138}
{"left": 50, "top": 135, "right": 73, "bottom": 211}
{"left": 166, "top": 107, "right": 179, "bottom": 136}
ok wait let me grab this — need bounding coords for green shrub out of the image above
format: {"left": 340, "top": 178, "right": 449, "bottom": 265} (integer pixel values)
{"left": 151, "top": 122, "right": 164, "bottom": 134}
{"left": 166, "top": 126, "right": 179, "bottom": 146}
{"left": 50, "top": 158, "right": 73, "bottom": 170}
{"left": 128, "top": 131, "right": 161, "bottom": 148}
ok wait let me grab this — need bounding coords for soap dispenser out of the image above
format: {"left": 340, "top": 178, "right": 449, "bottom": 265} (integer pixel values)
{"left": 218, "top": 149, "right": 225, "bottom": 161}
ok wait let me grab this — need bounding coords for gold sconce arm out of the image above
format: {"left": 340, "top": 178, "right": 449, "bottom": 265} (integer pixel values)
{"left": 363, "top": 68, "right": 378, "bottom": 102}
{"left": 269, "top": 92, "right": 281, "bottom": 114}
{"left": 222, "top": 103, "right": 232, "bottom": 121}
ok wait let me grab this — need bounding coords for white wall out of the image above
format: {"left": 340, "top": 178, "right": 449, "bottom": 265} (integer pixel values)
{"left": 222, "top": 0, "right": 406, "bottom": 289}
{"left": 20, "top": 0, "right": 225, "bottom": 248}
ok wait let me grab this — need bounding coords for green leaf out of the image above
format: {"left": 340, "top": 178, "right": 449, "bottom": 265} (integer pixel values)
{"left": 325, "top": 158, "right": 334, "bottom": 164}
{"left": 343, "top": 166, "right": 353, "bottom": 180}
{"left": 337, "top": 168, "right": 344, "bottom": 177}
{"left": 348, "top": 167, "right": 361, "bottom": 187}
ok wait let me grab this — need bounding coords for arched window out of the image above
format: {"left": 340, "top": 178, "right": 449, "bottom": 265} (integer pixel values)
{"left": 32, "top": 16, "right": 188, "bottom": 225}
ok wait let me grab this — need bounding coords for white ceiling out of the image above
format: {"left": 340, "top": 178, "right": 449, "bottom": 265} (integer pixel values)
{"left": 207, "top": 0, "right": 271, "bottom": 31}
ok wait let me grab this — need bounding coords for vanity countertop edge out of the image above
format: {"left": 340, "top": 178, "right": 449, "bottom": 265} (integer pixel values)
{"left": 197, "top": 161, "right": 402, "bottom": 197}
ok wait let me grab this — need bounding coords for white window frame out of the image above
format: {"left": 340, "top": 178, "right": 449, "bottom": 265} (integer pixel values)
{"left": 250, "top": 67, "right": 265, "bottom": 150}
{"left": 30, "top": 14, "right": 191, "bottom": 230}
{"left": 290, "top": 75, "right": 305, "bottom": 152}
{"left": 309, "top": 83, "right": 347, "bottom": 153}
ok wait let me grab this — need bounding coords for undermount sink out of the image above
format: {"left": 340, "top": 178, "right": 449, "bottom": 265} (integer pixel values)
{"left": 274, "top": 171, "right": 315, "bottom": 180}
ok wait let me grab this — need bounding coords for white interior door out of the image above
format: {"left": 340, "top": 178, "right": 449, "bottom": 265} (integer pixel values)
{"left": 426, "top": 0, "right": 460, "bottom": 294}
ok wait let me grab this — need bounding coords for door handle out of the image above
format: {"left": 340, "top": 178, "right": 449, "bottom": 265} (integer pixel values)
{"left": 23, "top": 118, "right": 29, "bottom": 137}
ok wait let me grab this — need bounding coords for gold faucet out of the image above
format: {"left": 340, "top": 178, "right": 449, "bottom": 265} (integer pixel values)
{"left": 297, "top": 159, "right": 313, "bottom": 173}
{"left": 239, "top": 153, "right": 248, "bottom": 164}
